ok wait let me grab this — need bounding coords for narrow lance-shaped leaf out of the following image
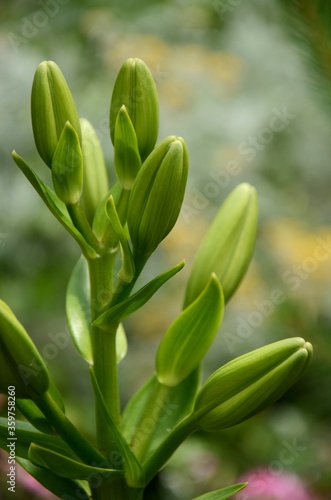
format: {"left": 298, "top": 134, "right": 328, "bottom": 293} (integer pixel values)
{"left": 156, "top": 274, "right": 224, "bottom": 387}
{"left": 114, "top": 105, "right": 141, "bottom": 189}
{"left": 16, "top": 457, "right": 91, "bottom": 500}
{"left": 93, "top": 260, "right": 185, "bottom": 330}
{"left": 0, "top": 417, "right": 79, "bottom": 461}
{"left": 17, "top": 381, "right": 65, "bottom": 435}
{"left": 12, "top": 151, "right": 97, "bottom": 259}
{"left": 106, "top": 195, "right": 135, "bottom": 283}
{"left": 51, "top": 121, "right": 83, "bottom": 205}
{"left": 29, "top": 443, "right": 124, "bottom": 480}
{"left": 192, "top": 483, "right": 247, "bottom": 500}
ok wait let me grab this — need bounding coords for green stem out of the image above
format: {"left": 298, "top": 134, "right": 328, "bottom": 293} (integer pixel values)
{"left": 88, "top": 255, "right": 119, "bottom": 453}
{"left": 34, "top": 392, "right": 104, "bottom": 464}
{"left": 67, "top": 202, "right": 101, "bottom": 251}
{"left": 88, "top": 253, "right": 134, "bottom": 499}
{"left": 111, "top": 252, "right": 149, "bottom": 307}
{"left": 142, "top": 414, "right": 198, "bottom": 486}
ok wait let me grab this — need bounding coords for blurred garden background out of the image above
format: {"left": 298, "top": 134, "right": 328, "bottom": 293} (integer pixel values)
{"left": 1, "top": 0, "right": 331, "bottom": 498}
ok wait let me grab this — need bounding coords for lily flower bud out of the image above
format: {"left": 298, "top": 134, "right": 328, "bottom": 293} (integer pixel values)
{"left": 51, "top": 122, "right": 83, "bottom": 205}
{"left": 31, "top": 60, "right": 81, "bottom": 168}
{"left": 184, "top": 183, "right": 258, "bottom": 307}
{"left": 0, "top": 300, "right": 50, "bottom": 399}
{"left": 127, "top": 136, "right": 189, "bottom": 257}
{"left": 80, "top": 118, "right": 109, "bottom": 224}
{"left": 156, "top": 274, "right": 224, "bottom": 386}
{"left": 114, "top": 105, "right": 141, "bottom": 189}
{"left": 194, "top": 338, "right": 312, "bottom": 431}
{"left": 110, "top": 58, "right": 159, "bottom": 161}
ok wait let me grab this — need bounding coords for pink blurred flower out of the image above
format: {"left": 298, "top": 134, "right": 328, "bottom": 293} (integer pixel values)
{"left": 235, "top": 468, "right": 312, "bottom": 500}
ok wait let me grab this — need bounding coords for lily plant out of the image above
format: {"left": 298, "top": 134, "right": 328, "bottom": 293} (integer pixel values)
{"left": 0, "top": 58, "right": 312, "bottom": 500}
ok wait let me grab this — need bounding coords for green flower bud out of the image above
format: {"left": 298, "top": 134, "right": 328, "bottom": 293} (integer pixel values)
{"left": 114, "top": 105, "right": 142, "bottom": 189}
{"left": 51, "top": 122, "right": 83, "bottom": 205}
{"left": 184, "top": 183, "right": 258, "bottom": 307}
{"left": 194, "top": 338, "right": 312, "bottom": 431}
{"left": 0, "top": 300, "right": 50, "bottom": 399}
{"left": 80, "top": 118, "right": 109, "bottom": 224}
{"left": 31, "top": 60, "right": 81, "bottom": 168}
{"left": 110, "top": 58, "right": 159, "bottom": 161}
{"left": 127, "top": 136, "right": 189, "bottom": 257}
{"left": 156, "top": 274, "right": 224, "bottom": 386}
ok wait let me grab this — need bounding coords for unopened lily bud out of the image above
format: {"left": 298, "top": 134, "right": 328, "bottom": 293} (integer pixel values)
{"left": 110, "top": 58, "right": 159, "bottom": 161}
{"left": 31, "top": 60, "right": 81, "bottom": 168}
{"left": 184, "top": 183, "right": 258, "bottom": 307}
{"left": 80, "top": 118, "right": 109, "bottom": 224}
{"left": 127, "top": 136, "right": 189, "bottom": 257}
{"left": 194, "top": 338, "right": 312, "bottom": 431}
{"left": 0, "top": 300, "right": 50, "bottom": 399}
{"left": 114, "top": 105, "right": 141, "bottom": 189}
{"left": 156, "top": 274, "right": 224, "bottom": 386}
{"left": 51, "top": 122, "right": 83, "bottom": 205}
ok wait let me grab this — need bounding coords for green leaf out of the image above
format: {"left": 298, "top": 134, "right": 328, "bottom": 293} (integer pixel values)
{"left": 29, "top": 443, "right": 124, "bottom": 480}
{"left": 156, "top": 275, "right": 224, "bottom": 386}
{"left": 16, "top": 457, "right": 90, "bottom": 499}
{"left": 192, "top": 483, "right": 247, "bottom": 500}
{"left": 106, "top": 195, "right": 135, "bottom": 283}
{"left": 93, "top": 260, "right": 185, "bottom": 330}
{"left": 51, "top": 121, "right": 83, "bottom": 205}
{"left": 114, "top": 105, "right": 141, "bottom": 189}
{"left": 16, "top": 382, "right": 65, "bottom": 435}
{"left": 66, "top": 256, "right": 127, "bottom": 363}
{"left": 89, "top": 367, "right": 144, "bottom": 487}
{"left": 12, "top": 151, "right": 97, "bottom": 259}
{"left": 122, "top": 369, "right": 200, "bottom": 460}
{"left": 66, "top": 255, "right": 93, "bottom": 363}
{"left": 0, "top": 417, "right": 77, "bottom": 460}
{"left": 17, "top": 399, "right": 55, "bottom": 435}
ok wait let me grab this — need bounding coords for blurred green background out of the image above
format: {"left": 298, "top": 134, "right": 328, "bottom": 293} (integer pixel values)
{"left": 1, "top": 0, "right": 331, "bottom": 498}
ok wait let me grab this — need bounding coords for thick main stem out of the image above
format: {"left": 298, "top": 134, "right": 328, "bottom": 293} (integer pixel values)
{"left": 88, "top": 254, "right": 138, "bottom": 499}
{"left": 88, "top": 254, "right": 119, "bottom": 454}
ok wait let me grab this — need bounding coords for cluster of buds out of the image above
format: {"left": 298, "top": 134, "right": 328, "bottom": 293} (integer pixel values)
{"left": 28, "top": 58, "right": 187, "bottom": 263}
{"left": 1, "top": 56, "right": 314, "bottom": 500}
